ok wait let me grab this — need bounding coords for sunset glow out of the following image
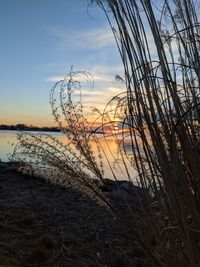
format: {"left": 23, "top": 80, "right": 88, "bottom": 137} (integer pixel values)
{"left": 0, "top": 0, "right": 122, "bottom": 127}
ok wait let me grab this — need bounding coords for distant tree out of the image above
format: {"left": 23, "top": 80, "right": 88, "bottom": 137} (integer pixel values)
{"left": 16, "top": 124, "right": 27, "bottom": 130}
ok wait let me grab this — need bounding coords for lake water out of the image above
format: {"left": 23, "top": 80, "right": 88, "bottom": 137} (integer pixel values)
{"left": 0, "top": 130, "right": 18, "bottom": 161}
{"left": 0, "top": 130, "right": 136, "bottom": 180}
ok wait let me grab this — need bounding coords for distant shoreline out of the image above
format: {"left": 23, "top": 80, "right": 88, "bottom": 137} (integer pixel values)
{"left": 0, "top": 125, "right": 105, "bottom": 134}
{"left": 0, "top": 124, "right": 60, "bottom": 132}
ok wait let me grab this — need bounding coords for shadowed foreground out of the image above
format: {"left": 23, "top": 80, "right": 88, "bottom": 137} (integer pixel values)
{"left": 0, "top": 165, "right": 142, "bottom": 267}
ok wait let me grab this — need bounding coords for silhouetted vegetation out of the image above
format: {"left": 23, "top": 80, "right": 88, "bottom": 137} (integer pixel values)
{"left": 0, "top": 124, "right": 59, "bottom": 132}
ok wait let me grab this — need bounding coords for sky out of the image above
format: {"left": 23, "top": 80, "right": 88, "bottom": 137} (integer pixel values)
{"left": 0, "top": 0, "right": 122, "bottom": 127}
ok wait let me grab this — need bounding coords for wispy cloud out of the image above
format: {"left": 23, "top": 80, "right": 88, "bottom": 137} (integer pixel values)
{"left": 89, "top": 64, "right": 123, "bottom": 77}
{"left": 46, "top": 26, "right": 115, "bottom": 51}
{"left": 45, "top": 64, "right": 125, "bottom": 109}
{"left": 44, "top": 25, "right": 125, "bottom": 115}
{"left": 46, "top": 73, "right": 113, "bottom": 83}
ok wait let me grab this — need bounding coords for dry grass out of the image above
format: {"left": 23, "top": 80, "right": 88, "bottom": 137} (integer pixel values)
{"left": 90, "top": 0, "right": 200, "bottom": 266}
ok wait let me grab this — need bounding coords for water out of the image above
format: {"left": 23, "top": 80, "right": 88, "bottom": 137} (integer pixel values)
{"left": 0, "top": 130, "right": 18, "bottom": 161}
{"left": 0, "top": 130, "right": 136, "bottom": 180}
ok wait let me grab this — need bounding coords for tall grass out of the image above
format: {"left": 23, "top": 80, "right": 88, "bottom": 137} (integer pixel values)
{"left": 12, "top": 0, "right": 200, "bottom": 266}
{"left": 90, "top": 0, "right": 200, "bottom": 266}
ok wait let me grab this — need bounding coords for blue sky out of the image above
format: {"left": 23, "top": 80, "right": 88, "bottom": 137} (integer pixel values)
{"left": 0, "top": 0, "right": 122, "bottom": 126}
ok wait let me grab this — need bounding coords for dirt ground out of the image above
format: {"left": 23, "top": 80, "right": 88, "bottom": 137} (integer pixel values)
{"left": 0, "top": 167, "right": 143, "bottom": 267}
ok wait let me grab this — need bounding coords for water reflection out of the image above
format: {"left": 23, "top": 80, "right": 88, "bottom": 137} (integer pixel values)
{"left": 0, "top": 130, "right": 18, "bottom": 161}
{"left": 0, "top": 130, "right": 136, "bottom": 180}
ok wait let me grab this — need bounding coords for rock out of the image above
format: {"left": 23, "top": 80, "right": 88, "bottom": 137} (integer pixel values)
{"left": 99, "top": 179, "right": 119, "bottom": 192}
{"left": 0, "top": 161, "right": 20, "bottom": 171}
{"left": 99, "top": 179, "right": 150, "bottom": 201}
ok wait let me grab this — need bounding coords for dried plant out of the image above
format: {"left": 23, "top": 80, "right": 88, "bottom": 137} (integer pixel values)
{"left": 11, "top": 70, "right": 111, "bottom": 207}
{"left": 89, "top": 0, "right": 200, "bottom": 266}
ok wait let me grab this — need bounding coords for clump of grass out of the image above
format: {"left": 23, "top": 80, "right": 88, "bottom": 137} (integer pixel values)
{"left": 11, "top": 70, "right": 112, "bottom": 207}
{"left": 90, "top": 0, "right": 200, "bottom": 266}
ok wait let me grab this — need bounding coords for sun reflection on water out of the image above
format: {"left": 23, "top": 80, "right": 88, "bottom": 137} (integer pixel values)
{"left": 0, "top": 130, "right": 137, "bottom": 180}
